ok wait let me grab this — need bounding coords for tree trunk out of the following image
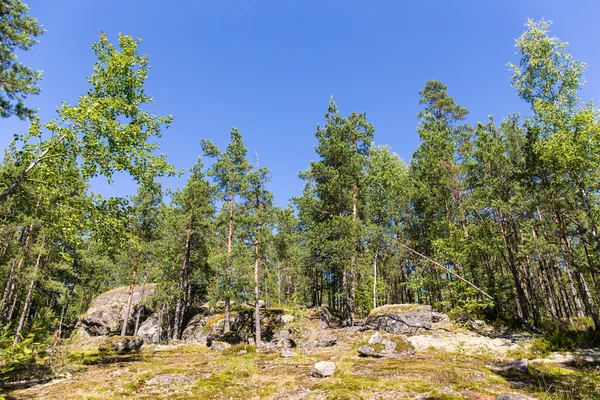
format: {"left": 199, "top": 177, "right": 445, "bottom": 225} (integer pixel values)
{"left": 254, "top": 227, "right": 261, "bottom": 348}
{"left": 224, "top": 192, "right": 235, "bottom": 334}
{"left": 121, "top": 258, "right": 139, "bottom": 337}
{"left": 14, "top": 238, "right": 44, "bottom": 343}
{"left": 372, "top": 252, "right": 378, "bottom": 310}
{"left": 173, "top": 225, "right": 192, "bottom": 340}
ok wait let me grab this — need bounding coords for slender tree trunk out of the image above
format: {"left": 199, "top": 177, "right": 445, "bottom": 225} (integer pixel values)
{"left": 14, "top": 238, "right": 44, "bottom": 343}
{"left": 173, "top": 226, "right": 192, "bottom": 340}
{"left": 254, "top": 226, "right": 261, "bottom": 348}
{"left": 2, "top": 222, "right": 35, "bottom": 319}
{"left": 372, "top": 252, "right": 378, "bottom": 310}
{"left": 276, "top": 258, "right": 281, "bottom": 306}
{"left": 121, "top": 257, "right": 139, "bottom": 337}
{"left": 224, "top": 192, "right": 235, "bottom": 334}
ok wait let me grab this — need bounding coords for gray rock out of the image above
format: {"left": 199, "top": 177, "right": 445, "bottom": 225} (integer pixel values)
{"left": 496, "top": 393, "right": 536, "bottom": 400}
{"left": 365, "top": 304, "right": 441, "bottom": 335}
{"left": 358, "top": 345, "right": 385, "bottom": 358}
{"left": 492, "top": 359, "right": 529, "bottom": 373}
{"left": 181, "top": 313, "right": 210, "bottom": 345}
{"left": 280, "top": 314, "right": 295, "bottom": 324}
{"left": 280, "top": 348, "right": 296, "bottom": 358}
{"left": 344, "top": 326, "right": 365, "bottom": 334}
{"left": 317, "top": 334, "right": 337, "bottom": 347}
{"left": 358, "top": 334, "right": 415, "bottom": 359}
{"left": 210, "top": 341, "right": 231, "bottom": 351}
{"left": 80, "top": 285, "right": 156, "bottom": 336}
{"left": 368, "top": 332, "right": 383, "bottom": 345}
{"left": 137, "top": 313, "right": 162, "bottom": 343}
{"left": 99, "top": 336, "right": 144, "bottom": 354}
{"left": 312, "top": 361, "right": 336, "bottom": 378}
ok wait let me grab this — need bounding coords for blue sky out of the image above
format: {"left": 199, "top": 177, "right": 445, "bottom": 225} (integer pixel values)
{"left": 2, "top": 1, "right": 600, "bottom": 207}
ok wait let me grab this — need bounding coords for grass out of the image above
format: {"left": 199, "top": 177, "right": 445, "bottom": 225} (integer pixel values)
{"left": 5, "top": 329, "right": 600, "bottom": 399}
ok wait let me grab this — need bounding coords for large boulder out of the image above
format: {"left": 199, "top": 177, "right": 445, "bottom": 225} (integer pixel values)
{"left": 365, "top": 304, "right": 441, "bottom": 335}
{"left": 183, "top": 308, "right": 288, "bottom": 346}
{"left": 80, "top": 285, "right": 156, "bottom": 336}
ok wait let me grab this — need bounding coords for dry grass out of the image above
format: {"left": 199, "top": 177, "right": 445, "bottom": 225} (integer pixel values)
{"left": 7, "top": 332, "right": 600, "bottom": 399}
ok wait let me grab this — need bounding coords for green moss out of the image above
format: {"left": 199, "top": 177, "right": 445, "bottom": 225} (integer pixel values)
{"left": 221, "top": 343, "right": 256, "bottom": 355}
{"left": 369, "top": 304, "right": 429, "bottom": 317}
{"left": 390, "top": 336, "right": 414, "bottom": 352}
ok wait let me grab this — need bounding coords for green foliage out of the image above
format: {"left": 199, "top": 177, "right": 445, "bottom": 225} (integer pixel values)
{"left": 0, "top": 0, "right": 44, "bottom": 120}
{"left": 0, "top": 325, "right": 45, "bottom": 381}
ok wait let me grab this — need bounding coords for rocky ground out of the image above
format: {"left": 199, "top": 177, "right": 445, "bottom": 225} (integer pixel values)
{"left": 5, "top": 288, "right": 600, "bottom": 399}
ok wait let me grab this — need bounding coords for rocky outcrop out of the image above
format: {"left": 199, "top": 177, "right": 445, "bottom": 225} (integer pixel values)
{"left": 358, "top": 332, "right": 415, "bottom": 358}
{"left": 365, "top": 304, "right": 444, "bottom": 335}
{"left": 80, "top": 285, "right": 156, "bottom": 336}
{"left": 312, "top": 361, "right": 336, "bottom": 378}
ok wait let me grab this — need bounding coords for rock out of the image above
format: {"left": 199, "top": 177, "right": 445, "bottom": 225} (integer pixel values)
{"left": 99, "top": 336, "right": 144, "bottom": 354}
{"left": 210, "top": 341, "right": 231, "bottom": 351}
{"left": 137, "top": 313, "right": 162, "bottom": 343}
{"left": 280, "top": 314, "right": 295, "bottom": 324}
{"left": 316, "top": 334, "right": 337, "bottom": 347}
{"left": 358, "top": 334, "right": 415, "bottom": 358}
{"left": 273, "top": 337, "right": 296, "bottom": 349}
{"left": 181, "top": 313, "right": 211, "bottom": 345}
{"left": 344, "top": 326, "right": 365, "bottom": 334}
{"left": 365, "top": 304, "right": 441, "bottom": 335}
{"left": 492, "top": 359, "right": 529, "bottom": 374}
{"left": 368, "top": 332, "right": 383, "bottom": 345}
{"left": 80, "top": 285, "right": 156, "bottom": 336}
{"left": 431, "top": 311, "right": 450, "bottom": 324}
{"left": 310, "top": 307, "right": 336, "bottom": 329}
{"left": 467, "top": 319, "right": 487, "bottom": 330}
{"left": 311, "top": 361, "right": 336, "bottom": 378}
{"left": 358, "top": 345, "right": 385, "bottom": 358}
{"left": 280, "top": 348, "right": 296, "bottom": 358}
{"left": 496, "top": 393, "right": 536, "bottom": 400}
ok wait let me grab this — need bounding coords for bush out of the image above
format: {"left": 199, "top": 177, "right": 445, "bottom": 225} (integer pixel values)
{"left": 0, "top": 326, "right": 46, "bottom": 382}
{"left": 530, "top": 326, "right": 600, "bottom": 356}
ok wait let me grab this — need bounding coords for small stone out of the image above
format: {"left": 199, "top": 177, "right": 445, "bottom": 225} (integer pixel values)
{"left": 496, "top": 393, "right": 536, "bottom": 400}
{"left": 312, "top": 361, "right": 336, "bottom": 378}
{"left": 358, "top": 345, "right": 384, "bottom": 358}
{"left": 368, "top": 332, "right": 383, "bottom": 345}
{"left": 492, "top": 359, "right": 528, "bottom": 373}
{"left": 281, "top": 314, "right": 295, "bottom": 323}
{"left": 210, "top": 341, "right": 231, "bottom": 351}
{"left": 316, "top": 335, "right": 337, "bottom": 347}
{"left": 280, "top": 348, "right": 296, "bottom": 358}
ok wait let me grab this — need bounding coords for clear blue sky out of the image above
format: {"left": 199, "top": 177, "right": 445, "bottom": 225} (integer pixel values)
{"left": 2, "top": 0, "right": 600, "bottom": 207}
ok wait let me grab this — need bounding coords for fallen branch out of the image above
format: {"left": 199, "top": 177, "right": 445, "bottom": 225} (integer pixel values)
{"left": 397, "top": 242, "right": 542, "bottom": 334}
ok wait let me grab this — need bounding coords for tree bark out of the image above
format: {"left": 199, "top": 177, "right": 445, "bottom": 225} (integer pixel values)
{"left": 14, "top": 238, "right": 44, "bottom": 343}
{"left": 254, "top": 226, "right": 261, "bottom": 348}
{"left": 224, "top": 191, "right": 235, "bottom": 334}
{"left": 173, "top": 225, "right": 192, "bottom": 340}
{"left": 121, "top": 258, "right": 139, "bottom": 337}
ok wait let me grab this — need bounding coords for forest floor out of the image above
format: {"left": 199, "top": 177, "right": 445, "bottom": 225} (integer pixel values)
{"left": 6, "top": 326, "right": 600, "bottom": 400}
